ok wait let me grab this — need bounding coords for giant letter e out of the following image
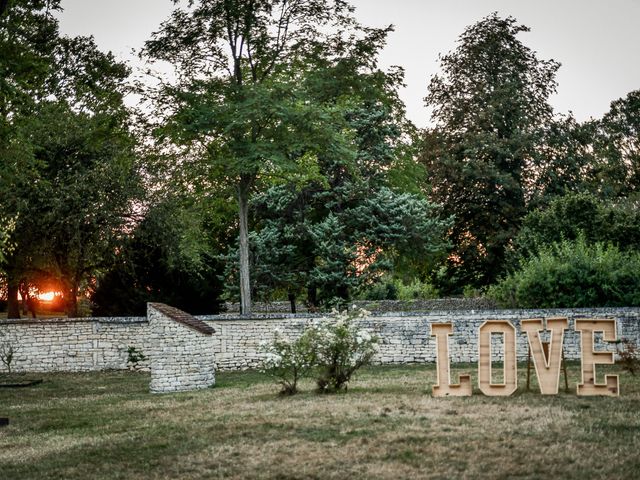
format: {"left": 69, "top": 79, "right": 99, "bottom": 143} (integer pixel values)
{"left": 575, "top": 319, "right": 619, "bottom": 397}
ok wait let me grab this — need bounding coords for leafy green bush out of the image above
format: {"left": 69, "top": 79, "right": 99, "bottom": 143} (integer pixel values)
{"left": 362, "top": 281, "right": 398, "bottom": 300}
{"left": 514, "top": 192, "right": 640, "bottom": 260}
{"left": 314, "top": 308, "right": 379, "bottom": 393}
{"left": 395, "top": 279, "right": 439, "bottom": 300}
{"left": 259, "top": 328, "right": 318, "bottom": 395}
{"left": 260, "top": 308, "right": 379, "bottom": 395}
{"left": 360, "top": 277, "right": 439, "bottom": 301}
{"left": 489, "top": 236, "right": 640, "bottom": 308}
{"left": 126, "top": 346, "right": 147, "bottom": 371}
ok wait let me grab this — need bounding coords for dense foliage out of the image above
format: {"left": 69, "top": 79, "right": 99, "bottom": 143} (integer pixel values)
{"left": 0, "top": 0, "right": 141, "bottom": 317}
{"left": 420, "top": 14, "right": 560, "bottom": 292}
{"left": 1, "top": 3, "right": 638, "bottom": 314}
{"left": 489, "top": 237, "right": 640, "bottom": 308}
{"left": 91, "top": 198, "right": 225, "bottom": 316}
{"left": 514, "top": 192, "right": 640, "bottom": 259}
{"left": 142, "top": 0, "right": 380, "bottom": 314}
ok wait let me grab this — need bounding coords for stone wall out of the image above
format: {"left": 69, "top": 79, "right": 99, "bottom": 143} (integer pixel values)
{"left": 204, "top": 308, "right": 640, "bottom": 370}
{"left": 0, "top": 317, "right": 148, "bottom": 372}
{"left": 148, "top": 303, "right": 216, "bottom": 393}
{"left": 224, "top": 297, "right": 498, "bottom": 314}
{"left": 1, "top": 307, "right": 638, "bottom": 373}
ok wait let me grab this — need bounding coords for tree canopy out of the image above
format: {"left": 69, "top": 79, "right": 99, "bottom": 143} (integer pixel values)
{"left": 420, "top": 13, "right": 561, "bottom": 292}
{"left": 2, "top": 5, "right": 639, "bottom": 315}
{"left": 142, "top": 0, "right": 409, "bottom": 314}
{"left": 0, "top": 0, "right": 141, "bottom": 317}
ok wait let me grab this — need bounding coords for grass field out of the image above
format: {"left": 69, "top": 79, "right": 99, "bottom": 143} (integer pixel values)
{"left": 1, "top": 364, "right": 639, "bottom": 479}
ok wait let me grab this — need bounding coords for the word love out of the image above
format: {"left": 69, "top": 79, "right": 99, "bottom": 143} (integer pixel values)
{"left": 431, "top": 318, "right": 619, "bottom": 397}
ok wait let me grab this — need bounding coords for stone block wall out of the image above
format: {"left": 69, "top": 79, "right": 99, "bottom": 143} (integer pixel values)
{"left": 0, "top": 317, "right": 148, "bottom": 372}
{"left": 0, "top": 307, "right": 638, "bottom": 374}
{"left": 202, "top": 308, "right": 640, "bottom": 370}
{"left": 148, "top": 303, "right": 216, "bottom": 393}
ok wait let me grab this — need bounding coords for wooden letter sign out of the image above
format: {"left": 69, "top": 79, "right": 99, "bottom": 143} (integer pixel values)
{"left": 575, "top": 319, "right": 619, "bottom": 397}
{"left": 431, "top": 323, "right": 472, "bottom": 397}
{"left": 478, "top": 320, "right": 517, "bottom": 396}
{"left": 521, "top": 317, "right": 568, "bottom": 395}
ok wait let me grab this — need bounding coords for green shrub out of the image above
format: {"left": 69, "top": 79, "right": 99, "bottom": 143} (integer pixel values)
{"left": 360, "top": 277, "right": 439, "bottom": 301}
{"left": 462, "top": 285, "right": 483, "bottom": 298}
{"left": 363, "top": 281, "right": 398, "bottom": 300}
{"left": 260, "top": 309, "right": 379, "bottom": 395}
{"left": 314, "top": 308, "right": 379, "bottom": 393}
{"left": 126, "top": 346, "right": 147, "bottom": 371}
{"left": 259, "top": 328, "right": 318, "bottom": 395}
{"left": 395, "top": 278, "right": 439, "bottom": 300}
{"left": 489, "top": 236, "right": 640, "bottom": 308}
{"left": 514, "top": 193, "right": 640, "bottom": 260}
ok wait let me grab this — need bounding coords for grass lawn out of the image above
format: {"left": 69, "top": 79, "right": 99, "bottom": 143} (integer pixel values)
{"left": 1, "top": 364, "right": 639, "bottom": 479}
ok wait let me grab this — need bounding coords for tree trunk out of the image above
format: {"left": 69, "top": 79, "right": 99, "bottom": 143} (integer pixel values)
{"left": 337, "top": 284, "right": 349, "bottom": 300}
{"left": 7, "top": 282, "right": 20, "bottom": 319}
{"left": 337, "top": 284, "right": 349, "bottom": 311}
{"left": 0, "top": 0, "right": 9, "bottom": 17}
{"left": 307, "top": 286, "right": 318, "bottom": 312}
{"left": 288, "top": 292, "right": 296, "bottom": 314}
{"left": 19, "top": 282, "right": 29, "bottom": 315}
{"left": 65, "top": 282, "right": 79, "bottom": 318}
{"left": 238, "top": 177, "right": 252, "bottom": 316}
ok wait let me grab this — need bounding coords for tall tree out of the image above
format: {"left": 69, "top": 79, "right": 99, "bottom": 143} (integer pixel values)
{"left": 0, "top": 0, "right": 61, "bottom": 317}
{"left": 30, "top": 100, "right": 140, "bottom": 317}
{"left": 142, "top": 0, "right": 374, "bottom": 315}
{"left": 528, "top": 90, "right": 640, "bottom": 206}
{"left": 420, "top": 13, "right": 560, "bottom": 291}
{"left": 527, "top": 115, "right": 597, "bottom": 207}
{"left": 235, "top": 49, "right": 449, "bottom": 310}
{"left": 593, "top": 89, "right": 640, "bottom": 198}
{"left": 0, "top": 2, "right": 140, "bottom": 317}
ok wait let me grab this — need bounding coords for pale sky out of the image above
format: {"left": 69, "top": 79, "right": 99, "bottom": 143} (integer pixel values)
{"left": 57, "top": 0, "right": 640, "bottom": 128}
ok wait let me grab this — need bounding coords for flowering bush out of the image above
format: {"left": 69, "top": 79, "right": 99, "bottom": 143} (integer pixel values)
{"left": 314, "top": 307, "right": 379, "bottom": 393}
{"left": 258, "top": 327, "right": 317, "bottom": 395}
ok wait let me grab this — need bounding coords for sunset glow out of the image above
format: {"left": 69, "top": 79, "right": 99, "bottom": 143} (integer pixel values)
{"left": 37, "top": 291, "right": 58, "bottom": 302}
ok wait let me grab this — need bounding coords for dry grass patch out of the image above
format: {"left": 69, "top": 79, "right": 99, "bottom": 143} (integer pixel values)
{"left": 1, "top": 364, "right": 639, "bottom": 479}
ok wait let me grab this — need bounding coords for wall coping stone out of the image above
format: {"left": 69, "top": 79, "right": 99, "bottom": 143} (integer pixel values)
{"left": 199, "top": 307, "right": 640, "bottom": 322}
{"left": 2, "top": 307, "right": 638, "bottom": 326}
{"left": 148, "top": 303, "right": 215, "bottom": 335}
{"left": 0, "top": 317, "right": 146, "bottom": 326}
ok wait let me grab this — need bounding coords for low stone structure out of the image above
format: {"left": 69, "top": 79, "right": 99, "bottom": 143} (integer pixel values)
{"left": 148, "top": 303, "right": 216, "bottom": 393}
{"left": 0, "top": 307, "right": 638, "bottom": 374}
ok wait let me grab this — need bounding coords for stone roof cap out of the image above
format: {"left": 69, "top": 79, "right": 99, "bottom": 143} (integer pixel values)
{"left": 148, "top": 303, "right": 215, "bottom": 335}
